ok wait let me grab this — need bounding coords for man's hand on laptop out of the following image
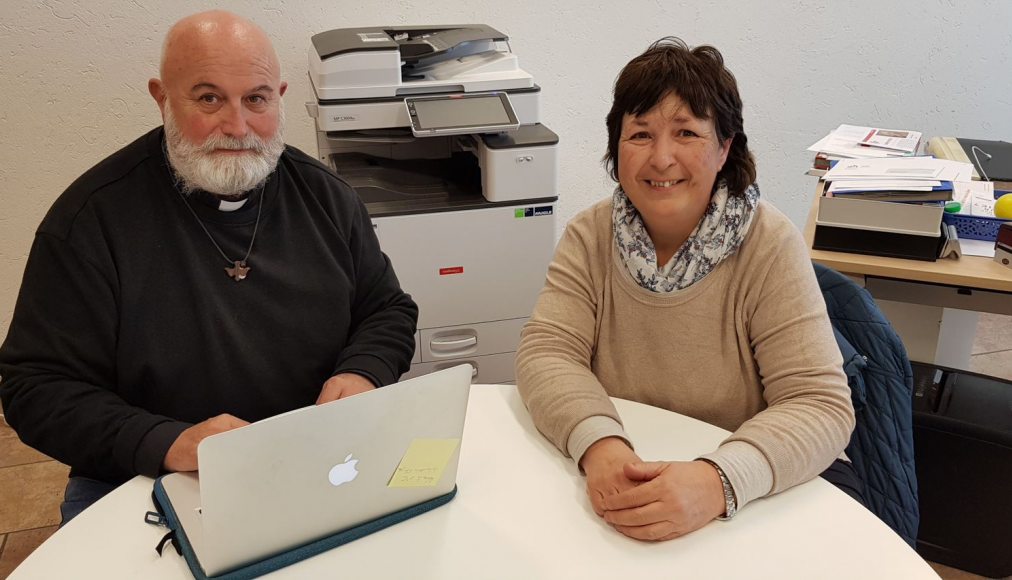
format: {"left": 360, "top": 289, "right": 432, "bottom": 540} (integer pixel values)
{"left": 316, "top": 373, "right": 376, "bottom": 405}
{"left": 163, "top": 414, "right": 250, "bottom": 472}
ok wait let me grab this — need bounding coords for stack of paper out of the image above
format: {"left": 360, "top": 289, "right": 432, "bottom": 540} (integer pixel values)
{"left": 823, "top": 157, "right": 973, "bottom": 202}
{"left": 807, "top": 125, "right": 923, "bottom": 173}
{"left": 809, "top": 124, "right": 923, "bottom": 158}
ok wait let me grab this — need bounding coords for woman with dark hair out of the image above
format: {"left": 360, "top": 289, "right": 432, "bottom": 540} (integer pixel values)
{"left": 516, "top": 38, "right": 857, "bottom": 540}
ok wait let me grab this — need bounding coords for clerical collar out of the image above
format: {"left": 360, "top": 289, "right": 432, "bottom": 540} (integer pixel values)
{"left": 185, "top": 189, "right": 251, "bottom": 212}
{"left": 217, "top": 197, "right": 248, "bottom": 212}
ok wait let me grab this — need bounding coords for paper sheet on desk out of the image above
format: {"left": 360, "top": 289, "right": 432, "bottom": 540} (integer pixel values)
{"left": 960, "top": 238, "right": 997, "bottom": 258}
{"left": 971, "top": 190, "right": 996, "bottom": 217}
{"left": 860, "top": 127, "right": 922, "bottom": 153}
{"left": 825, "top": 158, "right": 945, "bottom": 180}
{"left": 808, "top": 125, "right": 899, "bottom": 158}
{"left": 936, "top": 159, "right": 975, "bottom": 182}
{"left": 824, "top": 157, "right": 973, "bottom": 182}
{"left": 808, "top": 124, "right": 916, "bottom": 158}
{"left": 951, "top": 181, "right": 997, "bottom": 217}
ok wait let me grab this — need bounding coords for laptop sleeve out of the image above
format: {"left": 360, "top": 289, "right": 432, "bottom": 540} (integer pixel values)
{"left": 146, "top": 475, "right": 457, "bottom": 580}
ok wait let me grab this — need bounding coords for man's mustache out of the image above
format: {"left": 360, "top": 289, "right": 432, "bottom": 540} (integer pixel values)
{"left": 198, "top": 134, "right": 272, "bottom": 154}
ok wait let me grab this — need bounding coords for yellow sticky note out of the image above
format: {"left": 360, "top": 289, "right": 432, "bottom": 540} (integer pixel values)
{"left": 388, "top": 438, "right": 460, "bottom": 488}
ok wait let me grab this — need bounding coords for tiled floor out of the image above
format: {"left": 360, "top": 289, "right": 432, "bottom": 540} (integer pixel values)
{"left": 0, "top": 414, "right": 68, "bottom": 578}
{"left": 0, "top": 314, "right": 1009, "bottom": 579}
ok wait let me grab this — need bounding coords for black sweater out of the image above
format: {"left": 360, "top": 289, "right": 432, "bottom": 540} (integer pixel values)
{"left": 0, "top": 128, "right": 418, "bottom": 484}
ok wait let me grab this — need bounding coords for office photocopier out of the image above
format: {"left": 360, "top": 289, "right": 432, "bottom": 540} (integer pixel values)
{"left": 306, "top": 25, "right": 559, "bottom": 383}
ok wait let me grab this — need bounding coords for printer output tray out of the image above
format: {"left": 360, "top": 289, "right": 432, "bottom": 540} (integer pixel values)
{"left": 332, "top": 152, "right": 551, "bottom": 217}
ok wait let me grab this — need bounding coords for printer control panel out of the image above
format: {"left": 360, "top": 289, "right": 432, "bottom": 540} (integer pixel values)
{"left": 406, "top": 92, "right": 519, "bottom": 137}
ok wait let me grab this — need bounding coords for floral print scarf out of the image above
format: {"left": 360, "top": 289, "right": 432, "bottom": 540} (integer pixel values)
{"left": 613, "top": 181, "right": 761, "bottom": 293}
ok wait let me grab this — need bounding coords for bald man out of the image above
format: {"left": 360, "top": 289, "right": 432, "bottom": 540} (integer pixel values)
{"left": 0, "top": 11, "right": 418, "bottom": 523}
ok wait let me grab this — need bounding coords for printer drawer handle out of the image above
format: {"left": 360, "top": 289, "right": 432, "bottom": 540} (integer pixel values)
{"left": 430, "top": 335, "right": 478, "bottom": 353}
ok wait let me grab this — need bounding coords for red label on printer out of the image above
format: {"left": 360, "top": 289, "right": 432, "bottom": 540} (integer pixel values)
{"left": 439, "top": 267, "right": 464, "bottom": 276}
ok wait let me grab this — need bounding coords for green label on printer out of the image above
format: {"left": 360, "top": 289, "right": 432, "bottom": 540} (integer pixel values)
{"left": 515, "top": 206, "right": 554, "bottom": 218}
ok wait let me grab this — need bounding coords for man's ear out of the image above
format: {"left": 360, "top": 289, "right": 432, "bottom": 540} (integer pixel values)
{"left": 148, "top": 79, "right": 167, "bottom": 115}
{"left": 279, "top": 81, "right": 288, "bottom": 98}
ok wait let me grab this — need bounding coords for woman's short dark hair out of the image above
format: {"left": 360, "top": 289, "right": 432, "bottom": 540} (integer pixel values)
{"left": 604, "top": 37, "right": 756, "bottom": 197}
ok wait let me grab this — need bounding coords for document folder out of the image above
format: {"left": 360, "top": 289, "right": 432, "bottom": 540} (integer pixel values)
{"left": 956, "top": 138, "right": 1012, "bottom": 182}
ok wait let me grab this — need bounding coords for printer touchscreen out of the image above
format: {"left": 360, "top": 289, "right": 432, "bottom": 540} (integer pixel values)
{"left": 406, "top": 93, "right": 519, "bottom": 137}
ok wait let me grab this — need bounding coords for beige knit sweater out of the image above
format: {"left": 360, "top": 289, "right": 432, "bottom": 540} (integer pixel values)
{"left": 516, "top": 198, "right": 855, "bottom": 509}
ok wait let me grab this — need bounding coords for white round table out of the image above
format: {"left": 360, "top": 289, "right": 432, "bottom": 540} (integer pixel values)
{"left": 12, "top": 384, "right": 938, "bottom": 579}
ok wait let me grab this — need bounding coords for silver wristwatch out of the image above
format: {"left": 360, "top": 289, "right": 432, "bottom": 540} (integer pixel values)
{"left": 699, "top": 458, "right": 737, "bottom": 520}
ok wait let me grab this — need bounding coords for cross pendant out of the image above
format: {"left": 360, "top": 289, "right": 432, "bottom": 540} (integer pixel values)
{"left": 225, "top": 260, "right": 250, "bottom": 282}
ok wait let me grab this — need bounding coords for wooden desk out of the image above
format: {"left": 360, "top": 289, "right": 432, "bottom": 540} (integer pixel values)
{"left": 805, "top": 190, "right": 1012, "bottom": 366}
{"left": 9, "top": 385, "right": 937, "bottom": 579}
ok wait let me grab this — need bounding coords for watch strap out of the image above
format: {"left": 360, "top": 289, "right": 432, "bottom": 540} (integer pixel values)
{"left": 698, "top": 458, "right": 737, "bottom": 520}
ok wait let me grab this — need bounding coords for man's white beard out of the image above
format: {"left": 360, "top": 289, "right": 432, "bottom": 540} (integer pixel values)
{"left": 164, "top": 103, "right": 286, "bottom": 198}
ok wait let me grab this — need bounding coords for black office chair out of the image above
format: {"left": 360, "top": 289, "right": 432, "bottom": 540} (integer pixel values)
{"left": 813, "top": 263, "right": 919, "bottom": 547}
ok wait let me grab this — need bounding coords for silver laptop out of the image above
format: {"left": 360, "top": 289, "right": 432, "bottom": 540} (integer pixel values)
{"left": 158, "top": 364, "right": 472, "bottom": 576}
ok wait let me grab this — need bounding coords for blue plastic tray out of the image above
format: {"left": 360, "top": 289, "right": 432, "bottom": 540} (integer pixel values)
{"left": 943, "top": 191, "right": 1012, "bottom": 241}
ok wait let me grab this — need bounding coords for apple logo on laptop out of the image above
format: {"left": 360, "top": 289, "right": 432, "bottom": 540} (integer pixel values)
{"left": 328, "top": 453, "right": 360, "bottom": 487}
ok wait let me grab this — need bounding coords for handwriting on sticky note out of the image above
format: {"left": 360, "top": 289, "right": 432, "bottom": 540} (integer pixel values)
{"left": 388, "top": 438, "right": 460, "bottom": 488}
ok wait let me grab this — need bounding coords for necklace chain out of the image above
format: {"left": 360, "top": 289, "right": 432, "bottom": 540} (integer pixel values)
{"left": 162, "top": 138, "right": 266, "bottom": 281}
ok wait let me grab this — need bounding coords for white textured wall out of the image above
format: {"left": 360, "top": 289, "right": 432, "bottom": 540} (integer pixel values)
{"left": 2, "top": 1, "right": 1011, "bottom": 337}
